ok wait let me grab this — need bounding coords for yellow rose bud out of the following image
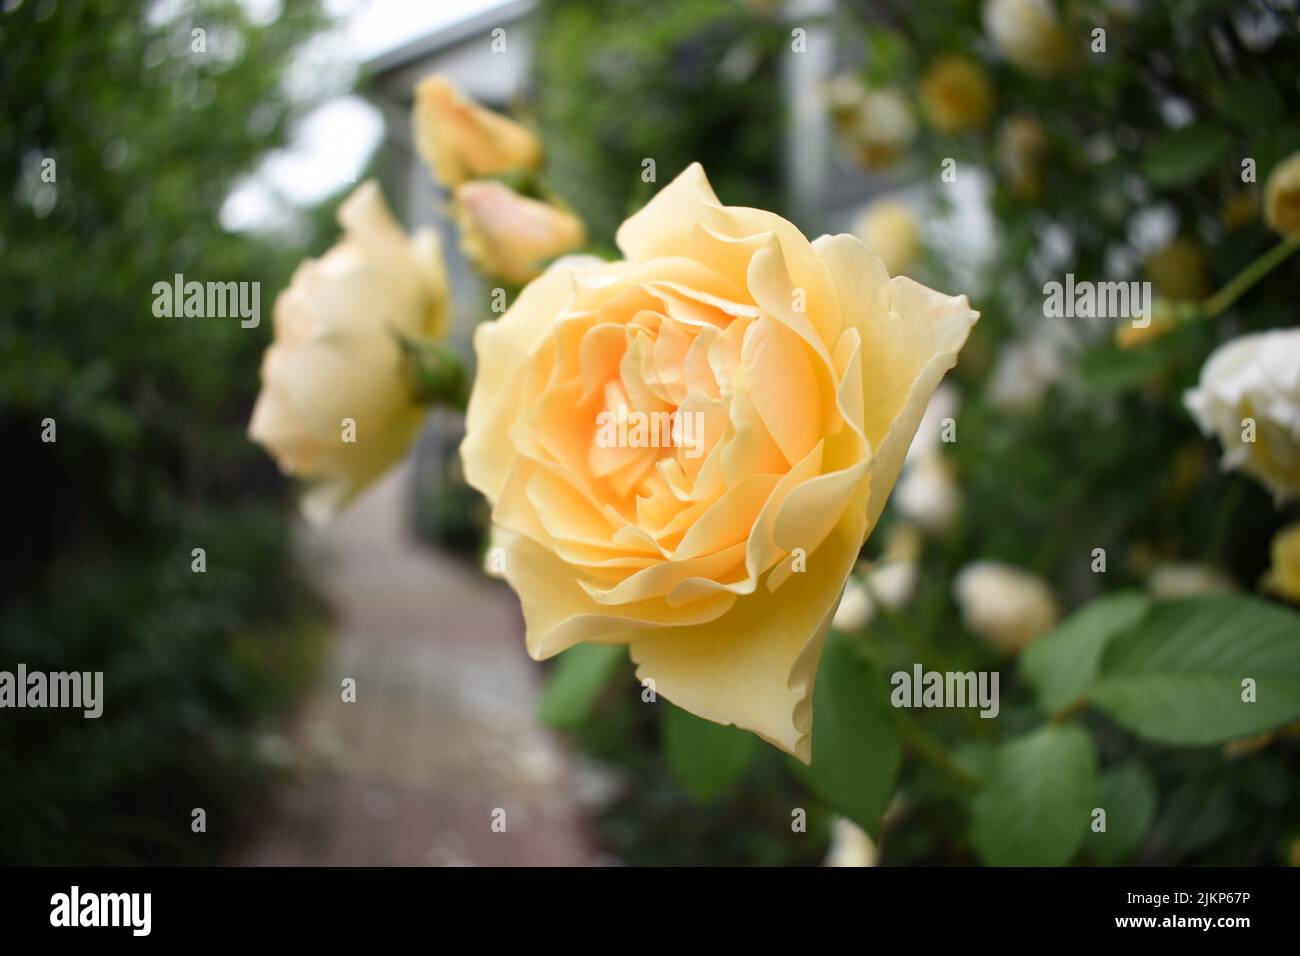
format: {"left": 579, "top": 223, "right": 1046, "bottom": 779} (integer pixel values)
{"left": 1114, "top": 297, "right": 1176, "bottom": 349}
{"left": 920, "top": 54, "right": 994, "bottom": 133}
{"left": 454, "top": 180, "right": 586, "bottom": 285}
{"left": 1263, "top": 521, "right": 1300, "bottom": 602}
{"left": 1143, "top": 238, "right": 1212, "bottom": 303}
{"left": 953, "top": 561, "right": 1059, "bottom": 653}
{"left": 249, "top": 182, "right": 449, "bottom": 523}
{"left": 460, "top": 163, "right": 977, "bottom": 759}
{"left": 982, "top": 0, "right": 1075, "bottom": 77}
{"left": 1221, "top": 188, "right": 1258, "bottom": 231}
{"left": 854, "top": 198, "right": 920, "bottom": 277}
{"left": 1264, "top": 151, "right": 1300, "bottom": 236}
{"left": 412, "top": 74, "right": 542, "bottom": 189}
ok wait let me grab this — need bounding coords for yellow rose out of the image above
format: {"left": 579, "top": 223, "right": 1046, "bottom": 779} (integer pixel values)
{"left": 249, "top": 181, "right": 448, "bottom": 523}
{"left": 920, "top": 55, "right": 994, "bottom": 133}
{"left": 854, "top": 198, "right": 920, "bottom": 277}
{"left": 1265, "top": 150, "right": 1300, "bottom": 236}
{"left": 982, "top": 0, "right": 1074, "bottom": 77}
{"left": 1264, "top": 521, "right": 1300, "bottom": 602}
{"left": 953, "top": 561, "right": 1059, "bottom": 653}
{"left": 454, "top": 180, "right": 586, "bottom": 285}
{"left": 1184, "top": 328, "right": 1300, "bottom": 503}
{"left": 412, "top": 73, "right": 542, "bottom": 189}
{"left": 460, "top": 164, "right": 977, "bottom": 759}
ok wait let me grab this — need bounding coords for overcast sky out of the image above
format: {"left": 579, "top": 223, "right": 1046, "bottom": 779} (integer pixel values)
{"left": 221, "top": 0, "right": 511, "bottom": 232}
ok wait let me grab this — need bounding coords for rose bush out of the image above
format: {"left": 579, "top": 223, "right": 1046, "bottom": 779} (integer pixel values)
{"left": 461, "top": 163, "right": 976, "bottom": 758}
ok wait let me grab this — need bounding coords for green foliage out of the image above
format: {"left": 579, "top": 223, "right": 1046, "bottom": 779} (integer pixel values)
{"left": 538, "top": 643, "right": 626, "bottom": 729}
{"left": 794, "top": 631, "right": 901, "bottom": 835}
{"left": 971, "top": 725, "right": 1098, "bottom": 866}
{"left": 534, "top": 0, "right": 786, "bottom": 243}
{"left": 662, "top": 702, "right": 760, "bottom": 803}
{"left": 1090, "top": 760, "right": 1157, "bottom": 864}
{"left": 1022, "top": 592, "right": 1151, "bottom": 714}
{"left": 0, "top": 0, "right": 329, "bottom": 863}
{"left": 1090, "top": 594, "right": 1300, "bottom": 745}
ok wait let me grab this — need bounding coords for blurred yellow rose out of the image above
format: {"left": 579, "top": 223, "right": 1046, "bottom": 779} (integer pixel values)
{"left": 854, "top": 198, "right": 920, "bottom": 277}
{"left": 1144, "top": 238, "right": 1212, "bottom": 303}
{"left": 1264, "top": 521, "right": 1300, "bottom": 602}
{"left": 1265, "top": 151, "right": 1300, "bottom": 236}
{"left": 454, "top": 180, "right": 586, "bottom": 285}
{"left": 461, "top": 163, "right": 976, "bottom": 759}
{"left": 249, "top": 181, "right": 449, "bottom": 523}
{"left": 412, "top": 73, "right": 542, "bottom": 189}
{"left": 996, "top": 115, "right": 1047, "bottom": 198}
{"left": 1185, "top": 328, "right": 1300, "bottom": 503}
{"left": 920, "top": 55, "right": 993, "bottom": 132}
{"left": 982, "top": 0, "right": 1074, "bottom": 76}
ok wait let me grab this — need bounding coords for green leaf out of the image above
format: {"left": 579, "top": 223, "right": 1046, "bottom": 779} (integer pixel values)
{"left": 662, "top": 702, "right": 760, "bottom": 803}
{"left": 1217, "top": 80, "right": 1284, "bottom": 126}
{"left": 971, "top": 725, "right": 1098, "bottom": 866}
{"left": 1142, "top": 123, "right": 1232, "bottom": 188}
{"left": 1022, "top": 592, "right": 1151, "bottom": 713}
{"left": 1090, "top": 594, "right": 1300, "bottom": 745}
{"left": 1079, "top": 342, "right": 1173, "bottom": 394}
{"left": 537, "top": 643, "right": 625, "bottom": 729}
{"left": 793, "top": 632, "right": 900, "bottom": 833}
{"left": 1088, "top": 761, "right": 1156, "bottom": 864}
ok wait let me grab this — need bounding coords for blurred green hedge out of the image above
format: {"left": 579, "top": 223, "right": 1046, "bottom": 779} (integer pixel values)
{"left": 0, "top": 0, "right": 330, "bottom": 864}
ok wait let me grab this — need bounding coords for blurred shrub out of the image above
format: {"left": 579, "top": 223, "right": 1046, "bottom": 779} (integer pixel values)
{"left": 0, "top": 0, "right": 330, "bottom": 864}
{"left": 535, "top": 0, "right": 787, "bottom": 245}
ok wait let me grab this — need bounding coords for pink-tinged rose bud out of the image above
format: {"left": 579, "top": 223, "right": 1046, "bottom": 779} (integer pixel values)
{"left": 454, "top": 180, "right": 586, "bottom": 285}
{"left": 412, "top": 74, "right": 542, "bottom": 189}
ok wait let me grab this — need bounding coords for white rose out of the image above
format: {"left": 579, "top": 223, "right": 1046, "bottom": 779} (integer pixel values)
{"left": 988, "top": 339, "right": 1064, "bottom": 412}
{"left": 1147, "top": 562, "right": 1234, "bottom": 599}
{"left": 832, "top": 559, "right": 919, "bottom": 632}
{"left": 895, "top": 454, "right": 961, "bottom": 535}
{"left": 248, "top": 182, "right": 449, "bottom": 523}
{"left": 954, "top": 561, "right": 1060, "bottom": 653}
{"left": 983, "top": 0, "right": 1074, "bottom": 77}
{"left": 1184, "top": 328, "right": 1300, "bottom": 503}
{"left": 824, "top": 817, "right": 878, "bottom": 867}
{"left": 832, "top": 577, "right": 873, "bottom": 631}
